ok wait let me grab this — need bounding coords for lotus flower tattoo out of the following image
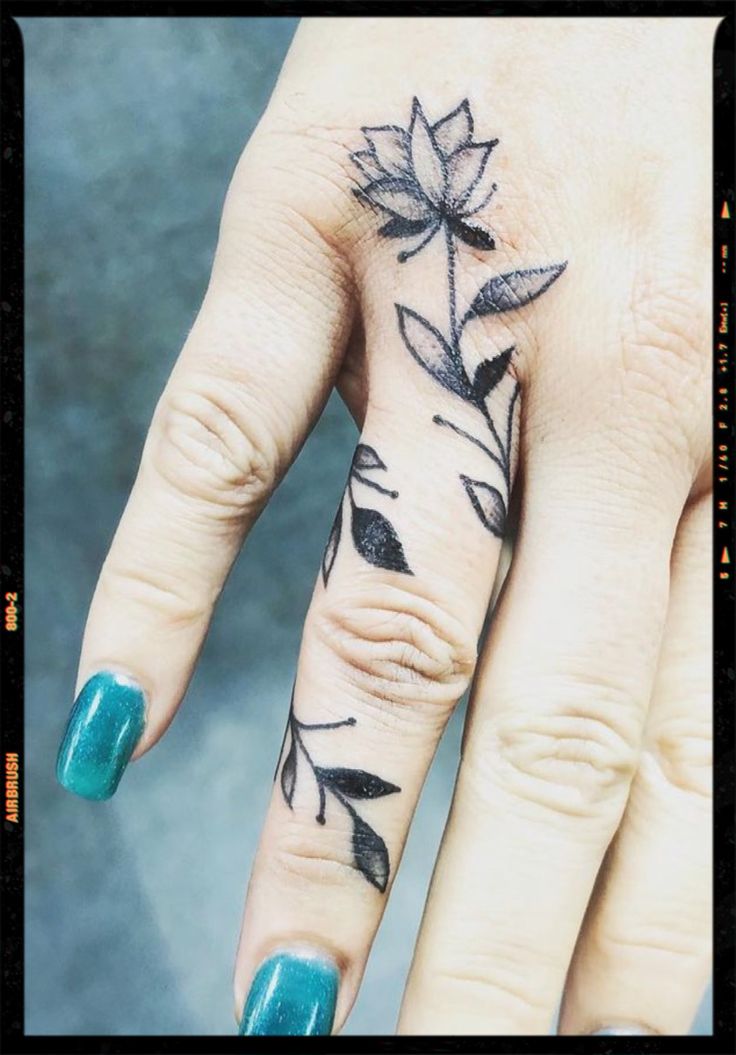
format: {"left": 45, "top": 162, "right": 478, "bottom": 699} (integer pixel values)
{"left": 351, "top": 98, "right": 567, "bottom": 536}
{"left": 352, "top": 98, "right": 498, "bottom": 261}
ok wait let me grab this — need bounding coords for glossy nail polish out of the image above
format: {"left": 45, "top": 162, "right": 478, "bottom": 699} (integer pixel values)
{"left": 56, "top": 672, "right": 146, "bottom": 800}
{"left": 238, "top": 951, "right": 339, "bottom": 1036}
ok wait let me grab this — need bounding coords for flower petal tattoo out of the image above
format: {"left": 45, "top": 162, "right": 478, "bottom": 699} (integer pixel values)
{"left": 352, "top": 98, "right": 567, "bottom": 535}
{"left": 278, "top": 691, "right": 401, "bottom": 892}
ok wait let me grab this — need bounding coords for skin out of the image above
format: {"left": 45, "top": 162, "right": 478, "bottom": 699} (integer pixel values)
{"left": 74, "top": 17, "right": 714, "bottom": 1034}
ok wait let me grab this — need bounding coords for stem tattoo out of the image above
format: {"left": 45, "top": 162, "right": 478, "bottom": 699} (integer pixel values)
{"left": 351, "top": 97, "right": 567, "bottom": 535}
{"left": 292, "top": 101, "right": 566, "bottom": 894}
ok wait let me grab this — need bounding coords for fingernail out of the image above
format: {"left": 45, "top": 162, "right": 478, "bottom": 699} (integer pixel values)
{"left": 56, "top": 672, "right": 146, "bottom": 800}
{"left": 238, "top": 950, "right": 339, "bottom": 1036}
{"left": 590, "top": 1026, "right": 655, "bottom": 1035}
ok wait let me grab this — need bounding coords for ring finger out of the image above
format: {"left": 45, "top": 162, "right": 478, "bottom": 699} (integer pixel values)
{"left": 399, "top": 341, "right": 697, "bottom": 1034}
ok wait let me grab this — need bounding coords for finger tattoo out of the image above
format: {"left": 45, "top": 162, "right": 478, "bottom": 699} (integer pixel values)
{"left": 278, "top": 690, "right": 401, "bottom": 892}
{"left": 352, "top": 97, "right": 567, "bottom": 535}
{"left": 322, "top": 443, "right": 412, "bottom": 587}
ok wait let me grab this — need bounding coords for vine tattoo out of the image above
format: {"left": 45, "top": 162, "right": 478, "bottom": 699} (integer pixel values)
{"left": 351, "top": 98, "right": 567, "bottom": 535}
{"left": 322, "top": 443, "right": 411, "bottom": 586}
{"left": 278, "top": 692, "right": 401, "bottom": 891}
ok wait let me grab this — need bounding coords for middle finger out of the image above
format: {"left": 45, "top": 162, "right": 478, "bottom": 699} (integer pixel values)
{"left": 231, "top": 160, "right": 530, "bottom": 1033}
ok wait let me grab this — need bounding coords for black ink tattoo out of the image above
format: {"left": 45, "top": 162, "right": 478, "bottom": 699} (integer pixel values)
{"left": 351, "top": 98, "right": 567, "bottom": 535}
{"left": 322, "top": 443, "right": 412, "bottom": 586}
{"left": 278, "top": 693, "right": 401, "bottom": 891}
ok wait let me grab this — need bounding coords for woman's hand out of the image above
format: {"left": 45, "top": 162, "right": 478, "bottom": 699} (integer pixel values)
{"left": 56, "top": 16, "right": 714, "bottom": 1036}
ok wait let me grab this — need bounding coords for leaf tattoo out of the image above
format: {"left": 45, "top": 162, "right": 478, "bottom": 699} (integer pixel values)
{"left": 352, "top": 444, "right": 386, "bottom": 471}
{"left": 321, "top": 443, "right": 412, "bottom": 586}
{"left": 351, "top": 506, "right": 411, "bottom": 574}
{"left": 351, "top": 812, "right": 391, "bottom": 892}
{"left": 471, "top": 347, "right": 513, "bottom": 406}
{"left": 466, "top": 265, "right": 566, "bottom": 320}
{"left": 461, "top": 476, "right": 506, "bottom": 537}
{"left": 279, "top": 737, "right": 297, "bottom": 807}
{"left": 277, "top": 696, "right": 400, "bottom": 891}
{"left": 322, "top": 503, "right": 343, "bottom": 586}
{"left": 351, "top": 98, "right": 567, "bottom": 534}
{"left": 314, "top": 767, "right": 401, "bottom": 800}
{"left": 396, "top": 306, "right": 474, "bottom": 403}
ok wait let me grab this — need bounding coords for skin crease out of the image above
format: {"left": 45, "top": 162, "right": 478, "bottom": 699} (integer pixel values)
{"left": 68, "top": 16, "right": 715, "bottom": 1036}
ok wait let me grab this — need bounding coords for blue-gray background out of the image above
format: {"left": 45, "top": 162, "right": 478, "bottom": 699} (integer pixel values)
{"left": 21, "top": 16, "right": 712, "bottom": 1037}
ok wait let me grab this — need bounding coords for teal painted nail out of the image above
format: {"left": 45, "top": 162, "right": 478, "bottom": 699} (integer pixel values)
{"left": 56, "top": 672, "right": 146, "bottom": 800}
{"left": 239, "top": 951, "right": 339, "bottom": 1036}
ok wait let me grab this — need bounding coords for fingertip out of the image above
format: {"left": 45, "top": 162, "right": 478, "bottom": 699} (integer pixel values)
{"left": 56, "top": 670, "right": 146, "bottom": 801}
{"left": 236, "top": 947, "right": 340, "bottom": 1036}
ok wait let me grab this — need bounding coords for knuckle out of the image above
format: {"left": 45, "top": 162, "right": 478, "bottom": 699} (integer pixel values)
{"left": 99, "top": 558, "right": 207, "bottom": 628}
{"left": 250, "top": 108, "right": 354, "bottom": 196}
{"left": 625, "top": 270, "right": 707, "bottom": 376}
{"left": 270, "top": 815, "right": 360, "bottom": 890}
{"left": 468, "top": 687, "right": 640, "bottom": 820}
{"left": 225, "top": 113, "right": 360, "bottom": 255}
{"left": 430, "top": 949, "right": 550, "bottom": 1022}
{"left": 598, "top": 921, "right": 712, "bottom": 965}
{"left": 618, "top": 269, "right": 709, "bottom": 458}
{"left": 311, "top": 583, "right": 477, "bottom": 724}
{"left": 148, "top": 374, "right": 278, "bottom": 517}
{"left": 646, "top": 717, "right": 712, "bottom": 798}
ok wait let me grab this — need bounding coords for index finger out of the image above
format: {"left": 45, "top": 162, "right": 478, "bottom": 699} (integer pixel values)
{"left": 56, "top": 127, "right": 353, "bottom": 800}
